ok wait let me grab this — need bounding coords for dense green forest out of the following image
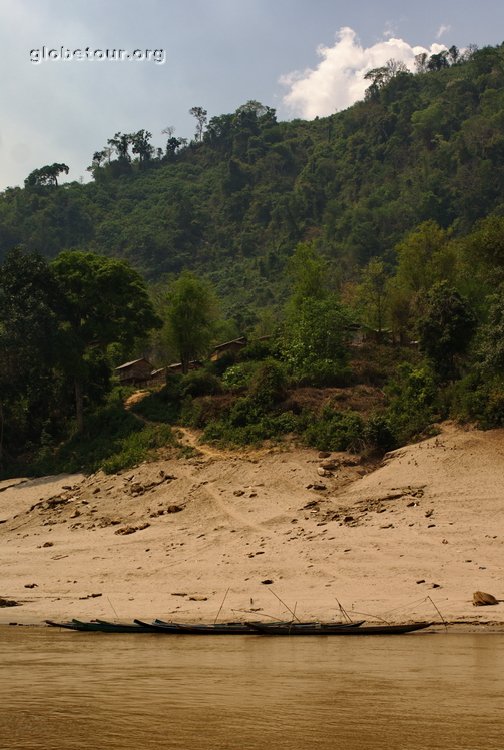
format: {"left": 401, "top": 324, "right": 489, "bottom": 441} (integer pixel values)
{"left": 1, "top": 42, "right": 504, "bottom": 476}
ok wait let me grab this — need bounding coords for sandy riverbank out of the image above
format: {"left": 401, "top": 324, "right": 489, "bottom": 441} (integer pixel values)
{"left": 1, "top": 423, "right": 503, "bottom": 627}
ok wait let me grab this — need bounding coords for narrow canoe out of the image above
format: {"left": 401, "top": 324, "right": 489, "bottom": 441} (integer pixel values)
{"left": 246, "top": 621, "right": 433, "bottom": 636}
{"left": 135, "top": 619, "right": 365, "bottom": 634}
{"left": 46, "top": 620, "right": 82, "bottom": 630}
{"left": 45, "top": 619, "right": 153, "bottom": 633}
{"left": 93, "top": 619, "right": 159, "bottom": 633}
{"left": 134, "top": 619, "right": 252, "bottom": 634}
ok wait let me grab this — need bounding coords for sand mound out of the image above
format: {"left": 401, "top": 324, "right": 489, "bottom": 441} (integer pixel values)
{"left": 1, "top": 423, "right": 503, "bottom": 626}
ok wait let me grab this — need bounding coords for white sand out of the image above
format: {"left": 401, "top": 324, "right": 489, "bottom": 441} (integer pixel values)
{"left": 1, "top": 423, "right": 503, "bottom": 626}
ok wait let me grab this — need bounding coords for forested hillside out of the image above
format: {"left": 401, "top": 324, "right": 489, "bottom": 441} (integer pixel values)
{"left": 1, "top": 42, "right": 504, "bottom": 476}
{"left": 2, "top": 43, "right": 504, "bottom": 314}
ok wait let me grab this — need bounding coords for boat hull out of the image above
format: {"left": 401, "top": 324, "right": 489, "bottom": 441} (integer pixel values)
{"left": 246, "top": 622, "right": 433, "bottom": 636}
{"left": 45, "top": 619, "right": 154, "bottom": 633}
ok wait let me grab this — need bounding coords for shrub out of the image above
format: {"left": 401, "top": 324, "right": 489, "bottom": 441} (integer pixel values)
{"left": 181, "top": 370, "right": 222, "bottom": 397}
{"left": 202, "top": 410, "right": 301, "bottom": 447}
{"left": 248, "top": 358, "right": 287, "bottom": 408}
{"left": 292, "top": 358, "right": 352, "bottom": 388}
{"left": 385, "top": 363, "right": 441, "bottom": 444}
{"left": 450, "top": 374, "right": 504, "bottom": 427}
{"left": 101, "top": 423, "right": 174, "bottom": 473}
{"left": 364, "top": 413, "right": 397, "bottom": 453}
{"left": 131, "top": 389, "right": 180, "bottom": 424}
{"left": 228, "top": 397, "right": 264, "bottom": 428}
{"left": 238, "top": 338, "right": 278, "bottom": 362}
{"left": 221, "top": 361, "right": 258, "bottom": 392}
{"left": 303, "top": 408, "right": 365, "bottom": 452}
{"left": 164, "top": 372, "right": 183, "bottom": 400}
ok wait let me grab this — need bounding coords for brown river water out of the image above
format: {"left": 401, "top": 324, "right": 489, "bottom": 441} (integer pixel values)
{"left": 0, "top": 626, "right": 503, "bottom": 750}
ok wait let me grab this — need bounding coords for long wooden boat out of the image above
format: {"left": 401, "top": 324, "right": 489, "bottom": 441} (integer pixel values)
{"left": 45, "top": 619, "right": 153, "bottom": 633}
{"left": 152, "top": 618, "right": 364, "bottom": 629}
{"left": 246, "top": 621, "right": 433, "bottom": 636}
{"left": 134, "top": 619, "right": 253, "bottom": 634}
{"left": 45, "top": 617, "right": 368, "bottom": 635}
{"left": 46, "top": 619, "right": 82, "bottom": 631}
{"left": 258, "top": 620, "right": 366, "bottom": 630}
{"left": 134, "top": 619, "right": 365, "bottom": 634}
{"left": 93, "top": 619, "right": 159, "bottom": 633}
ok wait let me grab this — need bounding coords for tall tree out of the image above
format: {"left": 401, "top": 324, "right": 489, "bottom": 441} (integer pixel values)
{"left": 166, "top": 271, "right": 218, "bottom": 373}
{"left": 0, "top": 249, "right": 61, "bottom": 468}
{"left": 394, "top": 221, "right": 454, "bottom": 295}
{"left": 357, "top": 258, "right": 390, "bottom": 337}
{"left": 288, "top": 241, "right": 329, "bottom": 307}
{"left": 189, "top": 106, "right": 208, "bottom": 142}
{"left": 417, "top": 281, "right": 476, "bottom": 381}
{"left": 282, "top": 295, "right": 351, "bottom": 386}
{"left": 24, "top": 163, "right": 69, "bottom": 187}
{"left": 51, "top": 251, "right": 161, "bottom": 430}
{"left": 130, "top": 130, "right": 154, "bottom": 166}
{"left": 107, "top": 132, "right": 132, "bottom": 161}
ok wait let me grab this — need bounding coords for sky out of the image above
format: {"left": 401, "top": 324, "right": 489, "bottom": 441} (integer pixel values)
{"left": 1, "top": 0, "right": 504, "bottom": 190}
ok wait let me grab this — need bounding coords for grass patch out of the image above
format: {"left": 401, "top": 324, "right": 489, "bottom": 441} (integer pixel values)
{"left": 30, "top": 394, "right": 175, "bottom": 475}
{"left": 101, "top": 422, "right": 174, "bottom": 474}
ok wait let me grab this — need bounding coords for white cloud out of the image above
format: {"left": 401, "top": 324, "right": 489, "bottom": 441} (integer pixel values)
{"left": 436, "top": 24, "right": 452, "bottom": 39}
{"left": 383, "top": 20, "right": 398, "bottom": 39}
{"left": 280, "top": 27, "right": 446, "bottom": 119}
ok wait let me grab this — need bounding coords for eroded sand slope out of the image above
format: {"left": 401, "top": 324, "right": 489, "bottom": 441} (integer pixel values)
{"left": 1, "top": 423, "right": 503, "bottom": 625}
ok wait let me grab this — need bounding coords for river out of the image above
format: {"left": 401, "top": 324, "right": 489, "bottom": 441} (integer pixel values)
{"left": 0, "top": 627, "right": 503, "bottom": 750}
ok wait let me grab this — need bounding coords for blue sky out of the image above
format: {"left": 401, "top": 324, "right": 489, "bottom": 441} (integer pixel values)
{"left": 1, "top": 0, "right": 503, "bottom": 189}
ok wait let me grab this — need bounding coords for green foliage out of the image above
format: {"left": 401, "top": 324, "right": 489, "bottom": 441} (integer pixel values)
{"left": 2, "top": 49, "right": 504, "bottom": 312}
{"left": 29, "top": 392, "right": 174, "bottom": 476}
{"left": 180, "top": 370, "right": 222, "bottom": 397}
{"left": 131, "top": 387, "right": 181, "bottom": 424}
{"left": 25, "top": 163, "right": 69, "bottom": 188}
{"left": 193, "top": 359, "right": 291, "bottom": 447}
{"left": 165, "top": 271, "right": 219, "bottom": 373}
{"left": 208, "top": 349, "right": 240, "bottom": 377}
{"left": 52, "top": 251, "right": 161, "bottom": 355}
{"left": 449, "top": 373, "right": 504, "bottom": 427}
{"left": 101, "top": 423, "right": 174, "bottom": 474}
{"left": 0, "top": 248, "right": 162, "bottom": 473}
{"left": 282, "top": 295, "right": 351, "bottom": 386}
{"left": 385, "top": 364, "right": 442, "bottom": 444}
{"left": 417, "top": 281, "right": 476, "bottom": 380}
{"left": 202, "top": 408, "right": 302, "bottom": 447}
{"left": 238, "top": 336, "right": 279, "bottom": 362}
{"left": 394, "top": 221, "right": 454, "bottom": 295}
{"left": 221, "top": 361, "right": 259, "bottom": 392}
{"left": 6, "top": 51, "right": 504, "bottom": 466}
{"left": 288, "top": 241, "right": 329, "bottom": 304}
{"left": 303, "top": 408, "right": 365, "bottom": 453}
{"left": 363, "top": 413, "right": 397, "bottom": 453}
{"left": 475, "top": 292, "right": 504, "bottom": 375}
{"left": 0, "top": 249, "right": 67, "bottom": 469}
{"left": 51, "top": 250, "right": 161, "bottom": 428}
{"left": 466, "top": 215, "right": 504, "bottom": 280}
{"left": 356, "top": 258, "right": 391, "bottom": 335}
{"left": 248, "top": 359, "right": 287, "bottom": 408}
